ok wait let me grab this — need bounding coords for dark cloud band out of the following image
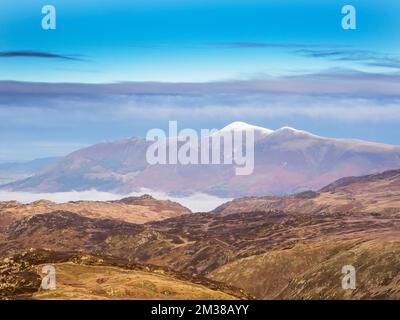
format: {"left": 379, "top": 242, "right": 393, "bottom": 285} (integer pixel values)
{"left": 209, "top": 42, "right": 323, "bottom": 49}
{"left": 297, "top": 49, "right": 400, "bottom": 70}
{"left": 0, "top": 51, "right": 83, "bottom": 61}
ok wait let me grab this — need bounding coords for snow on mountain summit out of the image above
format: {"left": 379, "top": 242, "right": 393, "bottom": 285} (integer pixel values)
{"left": 272, "top": 126, "right": 318, "bottom": 137}
{"left": 220, "top": 122, "right": 274, "bottom": 135}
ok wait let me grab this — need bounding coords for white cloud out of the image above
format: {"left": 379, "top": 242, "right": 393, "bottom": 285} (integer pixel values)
{"left": 120, "top": 96, "right": 400, "bottom": 123}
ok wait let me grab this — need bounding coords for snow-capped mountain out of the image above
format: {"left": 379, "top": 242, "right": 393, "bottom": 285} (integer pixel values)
{"left": 3, "top": 122, "right": 400, "bottom": 197}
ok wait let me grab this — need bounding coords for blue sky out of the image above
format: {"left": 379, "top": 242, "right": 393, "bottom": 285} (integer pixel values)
{"left": 0, "top": 0, "right": 400, "bottom": 161}
{"left": 1, "top": 0, "right": 400, "bottom": 82}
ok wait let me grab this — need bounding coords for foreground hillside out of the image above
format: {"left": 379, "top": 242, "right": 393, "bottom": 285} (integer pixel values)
{"left": 210, "top": 237, "right": 400, "bottom": 299}
{"left": 0, "top": 250, "right": 250, "bottom": 300}
{"left": 0, "top": 169, "right": 400, "bottom": 299}
{"left": 3, "top": 210, "right": 399, "bottom": 299}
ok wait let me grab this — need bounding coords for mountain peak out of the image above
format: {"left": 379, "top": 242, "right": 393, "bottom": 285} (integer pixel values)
{"left": 220, "top": 122, "right": 274, "bottom": 135}
{"left": 116, "top": 194, "right": 156, "bottom": 204}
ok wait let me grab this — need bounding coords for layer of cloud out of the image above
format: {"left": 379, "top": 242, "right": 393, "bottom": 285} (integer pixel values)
{"left": 0, "top": 51, "right": 84, "bottom": 61}
{"left": 1, "top": 90, "right": 399, "bottom": 124}
{"left": 1, "top": 71, "right": 400, "bottom": 96}
{"left": 0, "top": 190, "right": 231, "bottom": 213}
{"left": 209, "top": 42, "right": 325, "bottom": 49}
{"left": 297, "top": 49, "right": 400, "bottom": 70}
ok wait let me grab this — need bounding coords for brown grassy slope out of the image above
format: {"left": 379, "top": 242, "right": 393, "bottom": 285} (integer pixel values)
{"left": 207, "top": 170, "right": 400, "bottom": 299}
{"left": 33, "top": 263, "right": 237, "bottom": 300}
{"left": 0, "top": 194, "right": 190, "bottom": 230}
{"left": 3, "top": 209, "right": 399, "bottom": 299}
{"left": 1, "top": 169, "right": 400, "bottom": 299}
{"left": 210, "top": 235, "right": 400, "bottom": 299}
{"left": 213, "top": 169, "right": 400, "bottom": 216}
{"left": 0, "top": 250, "right": 251, "bottom": 300}
{"left": 278, "top": 237, "right": 400, "bottom": 299}
{"left": 3, "top": 210, "right": 400, "bottom": 279}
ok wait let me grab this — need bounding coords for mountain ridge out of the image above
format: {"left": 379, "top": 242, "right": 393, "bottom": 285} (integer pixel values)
{"left": 212, "top": 168, "right": 400, "bottom": 216}
{"left": 2, "top": 122, "right": 400, "bottom": 197}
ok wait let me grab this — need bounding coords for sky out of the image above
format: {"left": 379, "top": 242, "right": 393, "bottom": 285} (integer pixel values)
{"left": 0, "top": 0, "right": 400, "bottom": 162}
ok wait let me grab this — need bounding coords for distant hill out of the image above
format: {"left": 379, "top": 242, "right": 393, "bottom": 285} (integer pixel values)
{"left": 0, "top": 157, "right": 60, "bottom": 185}
{"left": 0, "top": 194, "right": 190, "bottom": 230}
{"left": 213, "top": 169, "right": 400, "bottom": 216}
